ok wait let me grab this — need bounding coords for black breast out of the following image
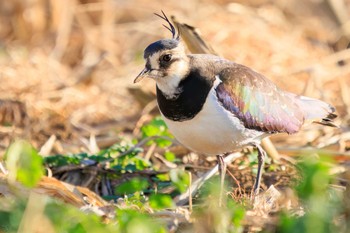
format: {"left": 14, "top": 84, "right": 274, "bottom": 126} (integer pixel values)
{"left": 157, "top": 70, "right": 214, "bottom": 121}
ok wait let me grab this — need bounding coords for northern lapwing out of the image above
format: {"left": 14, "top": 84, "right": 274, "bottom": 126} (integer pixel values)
{"left": 134, "top": 11, "right": 337, "bottom": 198}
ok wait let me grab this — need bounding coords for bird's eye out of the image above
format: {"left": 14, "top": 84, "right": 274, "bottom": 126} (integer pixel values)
{"left": 161, "top": 54, "right": 172, "bottom": 62}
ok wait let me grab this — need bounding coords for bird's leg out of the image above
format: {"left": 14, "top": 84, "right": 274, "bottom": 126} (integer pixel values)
{"left": 253, "top": 144, "right": 266, "bottom": 195}
{"left": 217, "top": 154, "right": 226, "bottom": 206}
{"left": 175, "top": 152, "right": 242, "bottom": 206}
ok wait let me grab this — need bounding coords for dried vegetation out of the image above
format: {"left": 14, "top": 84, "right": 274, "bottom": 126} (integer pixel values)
{"left": 0, "top": 0, "right": 349, "bottom": 232}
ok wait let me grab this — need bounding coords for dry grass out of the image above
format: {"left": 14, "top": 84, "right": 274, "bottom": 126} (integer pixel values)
{"left": 0, "top": 0, "right": 349, "bottom": 231}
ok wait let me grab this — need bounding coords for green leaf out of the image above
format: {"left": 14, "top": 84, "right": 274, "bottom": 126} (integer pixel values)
{"left": 141, "top": 117, "right": 173, "bottom": 148}
{"left": 247, "top": 151, "right": 258, "bottom": 164}
{"left": 276, "top": 155, "right": 343, "bottom": 233}
{"left": 153, "top": 137, "right": 172, "bottom": 148}
{"left": 149, "top": 194, "right": 174, "bottom": 210}
{"left": 44, "top": 198, "right": 119, "bottom": 233}
{"left": 296, "top": 155, "right": 333, "bottom": 200}
{"left": 44, "top": 153, "right": 88, "bottom": 167}
{"left": 134, "top": 157, "right": 152, "bottom": 170}
{"left": 141, "top": 117, "right": 167, "bottom": 136}
{"left": 117, "top": 209, "right": 167, "bottom": 233}
{"left": 169, "top": 169, "right": 190, "bottom": 193}
{"left": 0, "top": 198, "right": 26, "bottom": 232}
{"left": 164, "top": 151, "right": 176, "bottom": 162}
{"left": 156, "top": 173, "right": 170, "bottom": 182}
{"left": 228, "top": 201, "right": 245, "bottom": 228}
{"left": 5, "top": 140, "right": 43, "bottom": 187}
{"left": 0, "top": 197, "right": 112, "bottom": 233}
{"left": 115, "top": 178, "right": 149, "bottom": 195}
{"left": 113, "top": 155, "right": 151, "bottom": 173}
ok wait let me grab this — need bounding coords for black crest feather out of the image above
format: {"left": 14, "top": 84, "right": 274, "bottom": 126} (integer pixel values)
{"left": 154, "top": 10, "right": 180, "bottom": 40}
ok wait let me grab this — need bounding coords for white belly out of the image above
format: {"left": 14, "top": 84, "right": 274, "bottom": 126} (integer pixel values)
{"left": 162, "top": 79, "right": 266, "bottom": 155}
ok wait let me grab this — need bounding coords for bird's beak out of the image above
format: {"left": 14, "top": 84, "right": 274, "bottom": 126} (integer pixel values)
{"left": 134, "top": 67, "right": 149, "bottom": 83}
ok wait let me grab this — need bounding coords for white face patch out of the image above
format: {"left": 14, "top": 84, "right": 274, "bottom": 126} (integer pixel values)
{"left": 145, "top": 44, "right": 189, "bottom": 99}
{"left": 148, "top": 53, "right": 159, "bottom": 70}
{"left": 156, "top": 58, "right": 189, "bottom": 99}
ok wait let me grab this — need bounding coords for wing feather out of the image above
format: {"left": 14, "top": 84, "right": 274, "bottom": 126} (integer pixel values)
{"left": 215, "top": 65, "right": 304, "bottom": 134}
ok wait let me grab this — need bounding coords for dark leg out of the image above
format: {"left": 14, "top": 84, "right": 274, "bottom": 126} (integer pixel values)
{"left": 253, "top": 144, "right": 266, "bottom": 195}
{"left": 217, "top": 154, "right": 226, "bottom": 206}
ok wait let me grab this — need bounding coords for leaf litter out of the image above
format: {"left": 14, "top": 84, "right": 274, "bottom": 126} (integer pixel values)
{"left": 0, "top": 0, "right": 349, "bottom": 232}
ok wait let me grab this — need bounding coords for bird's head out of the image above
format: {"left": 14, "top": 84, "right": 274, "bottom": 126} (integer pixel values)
{"left": 134, "top": 11, "right": 190, "bottom": 95}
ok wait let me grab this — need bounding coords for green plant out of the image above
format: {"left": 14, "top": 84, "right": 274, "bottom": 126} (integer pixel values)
{"left": 116, "top": 209, "right": 167, "bottom": 233}
{"left": 5, "top": 140, "right": 43, "bottom": 187}
{"left": 277, "top": 155, "right": 344, "bottom": 233}
{"left": 194, "top": 178, "right": 246, "bottom": 233}
{"left": 141, "top": 117, "right": 173, "bottom": 148}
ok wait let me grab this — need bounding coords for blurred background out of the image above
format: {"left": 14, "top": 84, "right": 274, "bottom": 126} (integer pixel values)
{"left": 0, "top": 0, "right": 349, "bottom": 155}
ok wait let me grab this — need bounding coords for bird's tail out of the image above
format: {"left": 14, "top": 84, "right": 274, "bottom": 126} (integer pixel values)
{"left": 295, "top": 95, "right": 338, "bottom": 127}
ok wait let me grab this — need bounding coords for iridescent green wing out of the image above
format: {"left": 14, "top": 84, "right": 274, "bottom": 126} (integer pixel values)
{"left": 215, "top": 65, "right": 304, "bottom": 134}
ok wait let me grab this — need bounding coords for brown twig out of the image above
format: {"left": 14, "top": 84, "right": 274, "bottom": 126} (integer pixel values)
{"left": 226, "top": 169, "right": 243, "bottom": 196}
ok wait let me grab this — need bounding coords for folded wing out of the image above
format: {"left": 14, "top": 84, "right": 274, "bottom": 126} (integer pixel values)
{"left": 215, "top": 65, "right": 305, "bottom": 134}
